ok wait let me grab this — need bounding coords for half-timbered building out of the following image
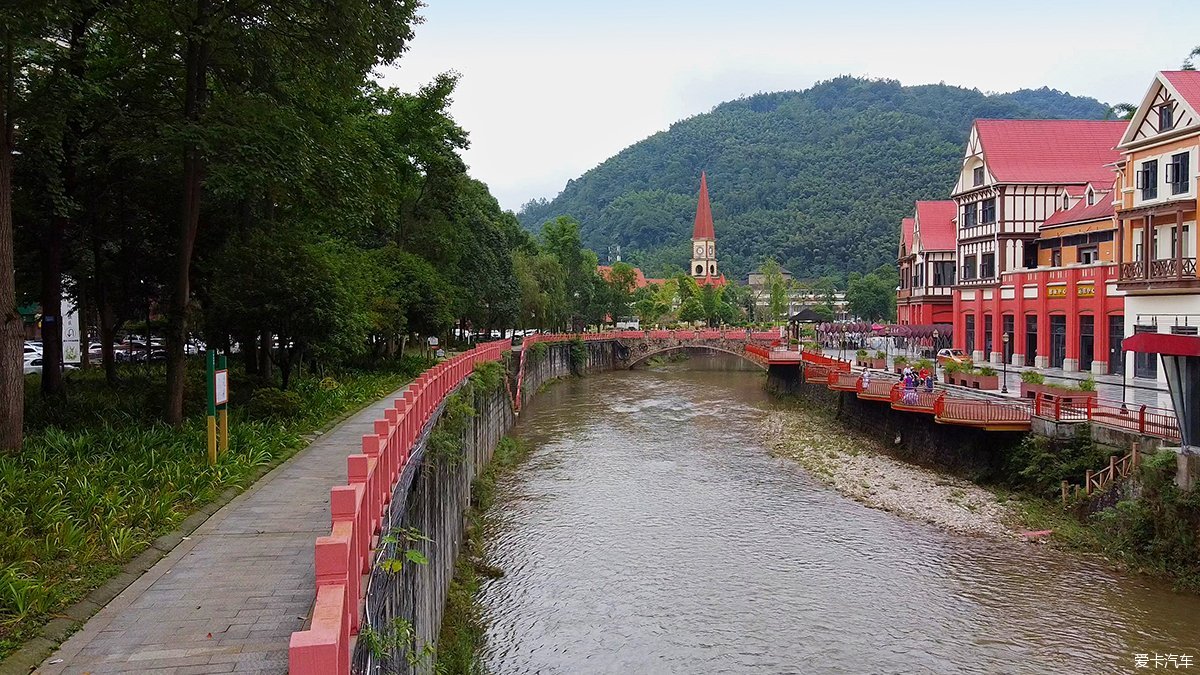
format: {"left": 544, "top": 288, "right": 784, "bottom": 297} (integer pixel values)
{"left": 896, "top": 201, "right": 956, "bottom": 326}
{"left": 950, "top": 119, "right": 1126, "bottom": 367}
{"left": 1113, "top": 70, "right": 1200, "bottom": 383}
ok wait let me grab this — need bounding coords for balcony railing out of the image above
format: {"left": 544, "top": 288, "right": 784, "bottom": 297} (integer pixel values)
{"left": 1119, "top": 258, "right": 1197, "bottom": 282}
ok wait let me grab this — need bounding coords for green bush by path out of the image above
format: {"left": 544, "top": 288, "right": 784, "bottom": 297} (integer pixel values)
{"left": 0, "top": 357, "right": 430, "bottom": 659}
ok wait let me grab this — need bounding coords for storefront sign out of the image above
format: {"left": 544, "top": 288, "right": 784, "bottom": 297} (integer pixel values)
{"left": 1077, "top": 284, "right": 1095, "bottom": 297}
{"left": 1047, "top": 286, "right": 1067, "bottom": 298}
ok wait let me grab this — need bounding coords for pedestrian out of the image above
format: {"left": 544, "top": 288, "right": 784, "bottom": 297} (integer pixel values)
{"left": 862, "top": 368, "right": 872, "bottom": 389}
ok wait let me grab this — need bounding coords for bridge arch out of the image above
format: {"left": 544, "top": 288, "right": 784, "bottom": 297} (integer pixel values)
{"left": 624, "top": 344, "right": 766, "bottom": 370}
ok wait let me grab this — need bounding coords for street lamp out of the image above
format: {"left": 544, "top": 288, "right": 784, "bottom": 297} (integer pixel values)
{"left": 932, "top": 329, "right": 939, "bottom": 382}
{"left": 1001, "top": 332, "right": 1010, "bottom": 394}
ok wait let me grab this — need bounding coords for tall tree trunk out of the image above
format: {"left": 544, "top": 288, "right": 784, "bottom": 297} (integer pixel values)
{"left": 165, "top": 1, "right": 211, "bottom": 425}
{"left": 40, "top": 16, "right": 88, "bottom": 397}
{"left": 0, "top": 28, "right": 22, "bottom": 452}
{"left": 40, "top": 215, "right": 66, "bottom": 395}
{"left": 258, "top": 330, "right": 270, "bottom": 378}
{"left": 241, "top": 333, "right": 257, "bottom": 375}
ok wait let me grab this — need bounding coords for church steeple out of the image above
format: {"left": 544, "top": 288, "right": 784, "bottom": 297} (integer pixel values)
{"left": 690, "top": 172, "right": 723, "bottom": 285}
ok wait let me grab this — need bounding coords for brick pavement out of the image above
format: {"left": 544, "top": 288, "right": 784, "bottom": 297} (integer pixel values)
{"left": 36, "top": 387, "right": 410, "bottom": 675}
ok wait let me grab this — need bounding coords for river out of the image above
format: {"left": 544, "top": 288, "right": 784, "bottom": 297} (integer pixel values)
{"left": 478, "top": 358, "right": 1199, "bottom": 674}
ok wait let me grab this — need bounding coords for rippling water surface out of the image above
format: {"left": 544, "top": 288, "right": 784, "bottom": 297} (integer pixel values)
{"left": 479, "top": 360, "right": 1200, "bottom": 674}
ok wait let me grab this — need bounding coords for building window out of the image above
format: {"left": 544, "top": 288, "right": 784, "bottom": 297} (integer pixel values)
{"left": 973, "top": 167, "right": 984, "bottom": 186}
{"left": 1078, "top": 246, "right": 1099, "bottom": 265}
{"left": 963, "top": 255, "right": 977, "bottom": 280}
{"left": 1137, "top": 159, "right": 1159, "bottom": 200}
{"left": 980, "top": 253, "right": 995, "bottom": 278}
{"left": 1159, "top": 104, "right": 1174, "bottom": 132}
{"left": 981, "top": 198, "right": 996, "bottom": 224}
{"left": 1051, "top": 249, "right": 1062, "bottom": 267}
{"left": 1167, "top": 152, "right": 1190, "bottom": 195}
{"left": 1086, "top": 189, "right": 1095, "bottom": 206}
{"left": 695, "top": 264, "right": 704, "bottom": 275}
{"left": 933, "top": 261, "right": 955, "bottom": 286}
{"left": 965, "top": 315, "right": 976, "bottom": 352}
{"left": 962, "top": 203, "right": 978, "bottom": 228}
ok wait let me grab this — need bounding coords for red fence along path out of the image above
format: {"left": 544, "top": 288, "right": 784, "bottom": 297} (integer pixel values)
{"left": 288, "top": 339, "right": 511, "bottom": 675}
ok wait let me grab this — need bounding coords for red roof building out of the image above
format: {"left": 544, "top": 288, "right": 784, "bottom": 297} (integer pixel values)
{"left": 1112, "top": 70, "right": 1200, "bottom": 384}
{"left": 950, "top": 118, "right": 1127, "bottom": 373}
{"left": 689, "top": 172, "right": 726, "bottom": 286}
{"left": 897, "top": 202, "right": 957, "bottom": 327}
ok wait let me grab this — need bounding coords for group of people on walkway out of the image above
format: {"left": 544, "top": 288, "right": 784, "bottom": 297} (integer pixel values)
{"left": 862, "top": 365, "right": 935, "bottom": 405}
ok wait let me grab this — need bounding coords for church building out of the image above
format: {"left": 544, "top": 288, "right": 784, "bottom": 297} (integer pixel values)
{"left": 690, "top": 172, "right": 726, "bottom": 286}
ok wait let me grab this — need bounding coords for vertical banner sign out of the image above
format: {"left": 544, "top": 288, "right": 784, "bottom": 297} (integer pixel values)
{"left": 216, "top": 355, "right": 229, "bottom": 456}
{"left": 61, "top": 296, "right": 81, "bottom": 364}
{"left": 206, "top": 350, "right": 218, "bottom": 465}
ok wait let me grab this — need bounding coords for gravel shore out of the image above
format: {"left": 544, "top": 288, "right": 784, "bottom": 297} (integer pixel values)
{"left": 763, "top": 407, "right": 1016, "bottom": 539}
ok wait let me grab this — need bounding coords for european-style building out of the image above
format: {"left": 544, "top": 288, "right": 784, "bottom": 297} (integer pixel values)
{"left": 896, "top": 200, "right": 956, "bottom": 327}
{"left": 950, "top": 119, "right": 1127, "bottom": 368}
{"left": 1113, "top": 70, "right": 1200, "bottom": 383}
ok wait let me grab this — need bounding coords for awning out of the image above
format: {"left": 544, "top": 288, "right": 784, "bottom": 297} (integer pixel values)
{"left": 1122, "top": 332, "right": 1200, "bottom": 357}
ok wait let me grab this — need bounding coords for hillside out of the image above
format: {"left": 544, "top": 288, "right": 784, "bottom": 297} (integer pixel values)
{"left": 517, "top": 76, "right": 1110, "bottom": 282}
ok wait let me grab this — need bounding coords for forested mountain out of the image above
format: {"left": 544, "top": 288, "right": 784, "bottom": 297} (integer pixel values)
{"left": 517, "top": 77, "right": 1110, "bottom": 282}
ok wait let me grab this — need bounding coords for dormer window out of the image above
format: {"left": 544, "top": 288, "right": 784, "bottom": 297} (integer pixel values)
{"left": 972, "top": 167, "right": 984, "bottom": 186}
{"left": 1086, "top": 189, "right": 1095, "bottom": 206}
{"left": 1159, "top": 104, "right": 1174, "bottom": 132}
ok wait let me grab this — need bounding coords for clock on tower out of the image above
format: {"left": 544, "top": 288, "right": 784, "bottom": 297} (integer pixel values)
{"left": 690, "top": 172, "right": 720, "bottom": 284}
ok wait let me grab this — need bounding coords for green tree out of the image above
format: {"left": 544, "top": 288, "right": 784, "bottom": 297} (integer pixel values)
{"left": 846, "top": 268, "right": 896, "bottom": 322}
{"left": 603, "top": 261, "right": 638, "bottom": 325}
{"left": 761, "top": 258, "right": 789, "bottom": 323}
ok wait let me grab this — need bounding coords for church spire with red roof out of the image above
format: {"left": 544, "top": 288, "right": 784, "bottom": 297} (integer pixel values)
{"left": 693, "top": 171, "right": 715, "bottom": 240}
{"left": 689, "top": 172, "right": 724, "bottom": 286}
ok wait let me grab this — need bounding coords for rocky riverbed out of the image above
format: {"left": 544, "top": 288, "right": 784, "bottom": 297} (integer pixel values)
{"left": 763, "top": 407, "right": 1017, "bottom": 538}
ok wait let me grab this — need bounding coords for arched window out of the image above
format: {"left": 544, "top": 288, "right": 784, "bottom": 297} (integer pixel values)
{"left": 709, "top": 264, "right": 716, "bottom": 275}
{"left": 695, "top": 264, "right": 704, "bottom": 275}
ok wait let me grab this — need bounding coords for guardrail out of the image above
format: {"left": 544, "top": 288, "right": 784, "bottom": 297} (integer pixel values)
{"left": 890, "top": 382, "right": 939, "bottom": 413}
{"left": 1034, "top": 392, "right": 1181, "bottom": 443}
{"left": 933, "top": 396, "right": 1032, "bottom": 428}
{"left": 288, "top": 339, "right": 511, "bottom": 675}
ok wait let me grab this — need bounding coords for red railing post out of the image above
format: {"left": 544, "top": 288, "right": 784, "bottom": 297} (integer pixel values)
{"left": 1139, "top": 405, "right": 1147, "bottom": 434}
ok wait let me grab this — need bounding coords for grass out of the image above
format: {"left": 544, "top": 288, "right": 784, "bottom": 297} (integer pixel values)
{"left": 436, "top": 436, "right": 533, "bottom": 673}
{"left": 0, "top": 356, "right": 430, "bottom": 660}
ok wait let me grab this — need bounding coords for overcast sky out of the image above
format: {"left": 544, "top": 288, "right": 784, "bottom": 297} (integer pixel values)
{"left": 377, "top": 1, "right": 1200, "bottom": 211}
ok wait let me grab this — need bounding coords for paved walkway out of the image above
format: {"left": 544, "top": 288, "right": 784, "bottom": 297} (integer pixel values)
{"left": 820, "top": 347, "right": 1173, "bottom": 408}
{"left": 37, "top": 386, "right": 409, "bottom": 675}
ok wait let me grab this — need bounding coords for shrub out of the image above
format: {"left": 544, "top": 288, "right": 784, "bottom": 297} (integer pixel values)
{"left": 914, "top": 358, "right": 933, "bottom": 370}
{"left": 943, "top": 360, "right": 962, "bottom": 375}
{"left": 1020, "top": 371, "right": 1045, "bottom": 385}
{"left": 1078, "top": 376, "right": 1097, "bottom": 392}
{"left": 875, "top": 351, "right": 886, "bottom": 359}
{"left": 246, "top": 388, "right": 304, "bottom": 421}
{"left": 1003, "top": 428, "right": 1113, "bottom": 499}
{"left": 856, "top": 349, "right": 868, "bottom": 358}
{"left": 893, "top": 356, "right": 908, "bottom": 366}
{"left": 978, "top": 366, "right": 997, "bottom": 377}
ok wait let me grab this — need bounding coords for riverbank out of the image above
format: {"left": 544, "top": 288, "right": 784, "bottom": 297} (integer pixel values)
{"left": 763, "top": 407, "right": 1017, "bottom": 538}
{"left": 436, "top": 436, "right": 532, "bottom": 673}
{"left": 765, "top": 394, "right": 1200, "bottom": 593}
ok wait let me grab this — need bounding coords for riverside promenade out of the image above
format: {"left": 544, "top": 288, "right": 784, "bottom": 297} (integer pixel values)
{"left": 33, "top": 387, "right": 413, "bottom": 675}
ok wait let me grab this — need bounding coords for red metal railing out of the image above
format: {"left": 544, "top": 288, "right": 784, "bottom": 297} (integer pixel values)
{"left": 933, "top": 395, "right": 1032, "bottom": 427}
{"left": 1045, "top": 394, "right": 1182, "bottom": 442}
{"left": 889, "top": 381, "right": 939, "bottom": 413}
{"left": 828, "top": 371, "right": 861, "bottom": 391}
{"left": 289, "top": 339, "right": 511, "bottom": 675}
{"left": 856, "top": 375, "right": 896, "bottom": 400}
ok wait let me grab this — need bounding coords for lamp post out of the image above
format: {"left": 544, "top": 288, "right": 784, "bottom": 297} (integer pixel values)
{"left": 1002, "top": 332, "right": 1010, "bottom": 394}
{"left": 1121, "top": 347, "right": 1129, "bottom": 413}
{"left": 932, "top": 329, "right": 939, "bottom": 382}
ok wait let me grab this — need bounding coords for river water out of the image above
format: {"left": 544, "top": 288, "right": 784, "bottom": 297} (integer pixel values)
{"left": 478, "top": 359, "right": 1199, "bottom": 674}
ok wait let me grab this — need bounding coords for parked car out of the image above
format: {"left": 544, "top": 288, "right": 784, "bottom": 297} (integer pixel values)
{"left": 936, "top": 348, "right": 970, "bottom": 365}
{"left": 23, "top": 342, "right": 42, "bottom": 358}
{"left": 23, "top": 356, "right": 78, "bottom": 376}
